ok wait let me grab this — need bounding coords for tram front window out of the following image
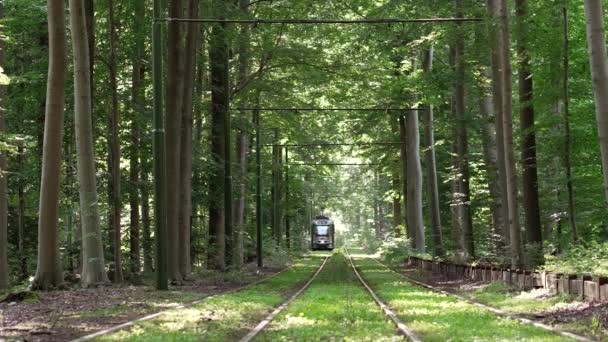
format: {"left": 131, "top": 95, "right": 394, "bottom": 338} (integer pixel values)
{"left": 315, "top": 225, "right": 329, "bottom": 236}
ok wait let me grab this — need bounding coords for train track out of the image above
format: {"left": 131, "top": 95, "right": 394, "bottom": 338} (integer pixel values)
{"left": 71, "top": 264, "right": 297, "bottom": 342}
{"left": 344, "top": 248, "right": 422, "bottom": 342}
{"left": 370, "top": 256, "right": 594, "bottom": 342}
{"left": 238, "top": 255, "right": 331, "bottom": 342}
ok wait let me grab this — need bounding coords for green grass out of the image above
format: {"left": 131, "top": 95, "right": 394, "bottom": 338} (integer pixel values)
{"left": 95, "top": 255, "right": 326, "bottom": 342}
{"left": 256, "top": 251, "right": 403, "bottom": 341}
{"left": 352, "top": 254, "right": 576, "bottom": 342}
{"left": 465, "top": 281, "right": 579, "bottom": 315}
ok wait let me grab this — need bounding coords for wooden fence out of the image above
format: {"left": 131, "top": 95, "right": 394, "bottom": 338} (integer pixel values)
{"left": 406, "top": 256, "right": 608, "bottom": 301}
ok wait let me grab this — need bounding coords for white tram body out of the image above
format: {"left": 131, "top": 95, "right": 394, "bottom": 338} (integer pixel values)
{"left": 311, "top": 216, "right": 335, "bottom": 250}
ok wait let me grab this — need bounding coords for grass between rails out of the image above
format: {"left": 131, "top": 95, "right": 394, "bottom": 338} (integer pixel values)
{"left": 94, "top": 255, "right": 327, "bottom": 342}
{"left": 352, "top": 254, "right": 576, "bottom": 342}
{"left": 256, "top": 250, "right": 403, "bottom": 341}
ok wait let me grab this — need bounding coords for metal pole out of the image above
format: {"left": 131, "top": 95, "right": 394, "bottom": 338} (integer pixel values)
{"left": 285, "top": 147, "right": 290, "bottom": 249}
{"left": 152, "top": 0, "right": 167, "bottom": 290}
{"left": 255, "top": 108, "right": 263, "bottom": 268}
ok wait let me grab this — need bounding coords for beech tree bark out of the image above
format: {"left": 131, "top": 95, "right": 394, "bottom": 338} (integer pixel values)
{"left": 106, "top": 0, "right": 123, "bottom": 283}
{"left": 406, "top": 108, "right": 425, "bottom": 254}
{"left": 233, "top": 0, "right": 251, "bottom": 267}
{"left": 498, "top": 0, "right": 523, "bottom": 268}
{"left": 129, "top": 0, "right": 146, "bottom": 274}
{"left": 515, "top": 0, "right": 543, "bottom": 258}
{"left": 70, "top": 0, "right": 109, "bottom": 287}
{"left": 32, "top": 0, "right": 67, "bottom": 290}
{"left": 398, "top": 116, "right": 413, "bottom": 245}
{"left": 583, "top": 0, "right": 608, "bottom": 206}
{"left": 422, "top": 47, "right": 443, "bottom": 257}
{"left": 165, "top": 0, "right": 185, "bottom": 280}
{"left": 178, "top": 0, "right": 199, "bottom": 277}
{"left": 0, "top": 0, "right": 8, "bottom": 289}
{"left": 208, "top": 0, "right": 229, "bottom": 269}
{"left": 390, "top": 118, "right": 402, "bottom": 236}
{"left": 453, "top": 8, "right": 475, "bottom": 258}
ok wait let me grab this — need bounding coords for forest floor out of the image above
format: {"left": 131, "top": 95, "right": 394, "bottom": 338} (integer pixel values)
{"left": 398, "top": 262, "right": 608, "bottom": 340}
{"left": 0, "top": 264, "right": 283, "bottom": 342}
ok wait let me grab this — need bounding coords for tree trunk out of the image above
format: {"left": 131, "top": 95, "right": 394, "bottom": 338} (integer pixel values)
{"left": 129, "top": 0, "right": 146, "bottom": 275}
{"left": 515, "top": 0, "right": 543, "bottom": 261}
{"left": 106, "top": 0, "right": 123, "bottom": 283}
{"left": 406, "top": 108, "right": 425, "bottom": 254}
{"left": 422, "top": 47, "right": 443, "bottom": 257}
{"left": 498, "top": 0, "right": 523, "bottom": 268}
{"left": 398, "top": 116, "right": 413, "bottom": 245}
{"left": 272, "top": 130, "right": 281, "bottom": 246}
{"left": 584, "top": 0, "right": 608, "bottom": 205}
{"left": 233, "top": 0, "right": 251, "bottom": 267}
{"left": 141, "top": 168, "right": 153, "bottom": 273}
{"left": 178, "top": 0, "right": 199, "bottom": 277}
{"left": 0, "top": 0, "right": 8, "bottom": 289}
{"left": 453, "top": 9, "right": 475, "bottom": 259}
{"left": 70, "top": 0, "right": 109, "bottom": 287}
{"left": 390, "top": 118, "right": 402, "bottom": 236}
{"left": 32, "top": 0, "right": 68, "bottom": 290}
{"left": 479, "top": 67, "right": 504, "bottom": 254}
{"left": 208, "top": 2, "right": 230, "bottom": 269}
{"left": 563, "top": 6, "right": 578, "bottom": 241}
{"left": 487, "top": 0, "right": 510, "bottom": 253}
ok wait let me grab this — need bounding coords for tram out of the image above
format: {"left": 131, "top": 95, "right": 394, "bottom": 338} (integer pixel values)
{"left": 311, "top": 215, "right": 335, "bottom": 251}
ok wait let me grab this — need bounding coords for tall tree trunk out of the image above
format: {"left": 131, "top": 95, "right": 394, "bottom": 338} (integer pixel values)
{"left": 453, "top": 8, "right": 475, "bottom": 259}
{"left": 32, "top": 0, "right": 67, "bottom": 290}
{"left": 141, "top": 168, "right": 153, "bottom": 272}
{"left": 271, "top": 130, "right": 281, "bottom": 246}
{"left": 70, "top": 0, "right": 109, "bottom": 287}
{"left": 487, "top": 0, "right": 510, "bottom": 253}
{"left": 129, "top": 0, "right": 146, "bottom": 275}
{"left": 398, "top": 116, "right": 413, "bottom": 245}
{"left": 18, "top": 143, "right": 27, "bottom": 279}
{"left": 515, "top": 0, "right": 543, "bottom": 262}
{"left": 422, "top": 47, "right": 443, "bottom": 257}
{"left": 406, "top": 108, "right": 425, "bottom": 254}
{"left": 106, "top": 0, "right": 123, "bottom": 283}
{"left": 0, "top": 0, "right": 8, "bottom": 289}
{"left": 208, "top": 0, "right": 229, "bottom": 269}
{"left": 479, "top": 67, "right": 504, "bottom": 254}
{"left": 563, "top": 6, "right": 578, "bottom": 241}
{"left": 498, "top": 0, "right": 523, "bottom": 268}
{"left": 178, "top": 0, "right": 199, "bottom": 277}
{"left": 233, "top": 0, "right": 251, "bottom": 267}
{"left": 165, "top": 0, "right": 185, "bottom": 281}
{"left": 391, "top": 174, "right": 402, "bottom": 235}
{"left": 584, "top": 0, "right": 608, "bottom": 205}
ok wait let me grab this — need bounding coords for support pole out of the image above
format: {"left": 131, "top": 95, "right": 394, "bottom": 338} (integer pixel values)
{"left": 255, "top": 108, "right": 263, "bottom": 268}
{"left": 152, "top": 1, "right": 167, "bottom": 290}
{"left": 285, "top": 147, "right": 290, "bottom": 249}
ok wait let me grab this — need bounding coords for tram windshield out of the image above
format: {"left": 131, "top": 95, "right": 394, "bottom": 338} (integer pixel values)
{"left": 315, "top": 225, "right": 330, "bottom": 236}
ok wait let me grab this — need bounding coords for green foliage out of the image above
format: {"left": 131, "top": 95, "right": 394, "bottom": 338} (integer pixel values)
{"left": 377, "top": 235, "right": 423, "bottom": 266}
{"left": 541, "top": 242, "right": 608, "bottom": 276}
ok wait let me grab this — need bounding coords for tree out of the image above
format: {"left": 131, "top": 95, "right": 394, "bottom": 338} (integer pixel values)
{"left": 178, "top": 0, "right": 199, "bottom": 277}
{"left": 129, "top": 0, "right": 146, "bottom": 275}
{"left": 515, "top": 0, "right": 542, "bottom": 262}
{"left": 406, "top": 109, "right": 425, "bottom": 253}
{"left": 165, "top": 0, "right": 185, "bottom": 281}
{"left": 453, "top": 3, "right": 474, "bottom": 258}
{"left": 0, "top": 0, "right": 9, "bottom": 289}
{"left": 208, "top": 0, "right": 230, "bottom": 270}
{"left": 106, "top": 0, "right": 123, "bottom": 282}
{"left": 422, "top": 47, "right": 443, "bottom": 257}
{"left": 31, "top": 0, "right": 68, "bottom": 290}
{"left": 583, "top": 0, "right": 608, "bottom": 206}
{"left": 70, "top": 0, "right": 108, "bottom": 287}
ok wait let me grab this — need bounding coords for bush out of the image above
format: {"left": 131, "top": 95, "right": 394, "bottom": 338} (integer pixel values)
{"left": 541, "top": 242, "right": 608, "bottom": 276}
{"left": 377, "top": 235, "right": 432, "bottom": 266}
